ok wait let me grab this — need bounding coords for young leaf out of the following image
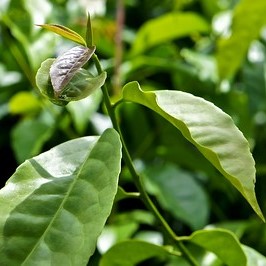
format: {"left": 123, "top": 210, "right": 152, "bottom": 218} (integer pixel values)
{"left": 99, "top": 240, "right": 179, "bottom": 266}
{"left": 122, "top": 81, "right": 264, "bottom": 221}
{"left": 0, "top": 128, "right": 122, "bottom": 265}
{"left": 37, "top": 24, "right": 87, "bottom": 46}
{"left": 86, "top": 12, "right": 93, "bottom": 47}
{"left": 181, "top": 228, "right": 246, "bottom": 266}
{"left": 50, "top": 45, "right": 96, "bottom": 97}
{"left": 35, "top": 58, "right": 68, "bottom": 106}
{"left": 60, "top": 69, "right": 106, "bottom": 101}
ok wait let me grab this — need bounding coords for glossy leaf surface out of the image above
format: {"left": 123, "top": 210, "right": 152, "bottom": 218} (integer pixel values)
{"left": 37, "top": 24, "right": 87, "bottom": 46}
{"left": 182, "top": 228, "right": 246, "bottom": 266}
{"left": 99, "top": 240, "right": 178, "bottom": 266}
{"left": 0, "top": 128, "right": 122, "bottom": 265}
{"left": 122, "top": 81, "right": 264, "bottom": 221}
{"left": 50, "top": 45, "right": 96, "bottom": 96}
{"left": 131, "top": 12, "right": 209, "bottom": 55}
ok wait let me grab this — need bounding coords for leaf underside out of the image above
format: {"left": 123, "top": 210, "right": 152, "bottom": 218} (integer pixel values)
{"left": 0, "top": 128, "right": 122, "bottom": 265}
{"left": 122, "top": 81, "right": 264, "bottom": 221}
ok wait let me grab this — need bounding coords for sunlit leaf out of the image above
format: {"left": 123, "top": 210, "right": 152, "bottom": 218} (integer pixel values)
{"left": 243, "top": 245, "right": 266, "bottom": 266}
{"left": 131, "top": 12, "right": 210, "bottom": 55}
{"left": 122, "top": 81, "right": 264, "bottom": 221}
{"left": 50, "top": 45, "right": 96, "bottom": 96}
{"left": 8, "top": 91, "right": 41, "bottom": 115}
{"left": 181, "top": 228, "right": 246, "bottom": 266}
{"left": 216, "top": 0, "right": 266, "bottom": 80}
{"left": 37, "top": 24, "right": 87, "bottom": 46}
{"left": 0, "top": 128, "right": 122, "bottom": 265}
{"left": 99, "top": 240, "right": 179, "bottom": 266}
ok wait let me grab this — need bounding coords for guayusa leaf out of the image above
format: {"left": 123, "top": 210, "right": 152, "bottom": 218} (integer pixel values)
{"left": 59, "top": 69, "right": 107, "bottom": 101}
{"left": 36, "top": 58, "right": 68, "bottom": 106}
{"left": 50, "top": 45, "right": 96, "bottom": 97}
{"left": 37, "top": 24, "right": 87, "bottom": 46}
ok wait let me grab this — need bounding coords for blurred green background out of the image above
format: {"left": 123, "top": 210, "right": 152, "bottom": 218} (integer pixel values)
{"left": 1, "top": 0, "right": 266, "bottom": 261}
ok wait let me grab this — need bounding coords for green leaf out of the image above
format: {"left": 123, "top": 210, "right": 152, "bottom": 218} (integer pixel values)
{"left": 50, "top": 45, "right": 96, "bottom": 97}
{"left": 131, "top": 12, "right": 210, "bottom": 55}
{"left": 36, "top": 57, "right": 106, "bottom": 106}
{"left": 115, "top": 187, "right": 140, "bottom": 202}
{"left": 37, "top": 24, "right": 87, "bottom": 46}
{"left": 216, "top": 0, "right": 266, "bottom": 80}
{"left": 243, "top": 245, "right": 266, "bottom": 266}
{"left": 60, "top": 69, "right": 106, "bottom": 101}
{"left": 11, "top": 112, "right": 55, "bottom": 163}
{"left": 35, "top": 58, "right": 68, "bottom": 106}
{"left": 86, "top": 12, "right": 93, "bottom": 47}
{"left": 181, "top": 228, "right": 246, "bottom": 266}
{"left": 143, "top": 163, "right": 209, "bottom": 230}
{"left": 122, "top": 81, "right": 264, "bottom": 221}
{"left": 8, "top": 91, "right": 41, "bottom": 115}
{"left": 99, "top": 240, "right": 179, "bottom": 266}
{"left": 0, "top": 128, "right": 122, "bottom": 265}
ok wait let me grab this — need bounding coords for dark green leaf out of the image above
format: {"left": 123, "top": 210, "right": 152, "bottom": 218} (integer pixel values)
{"left": 0, "top": 128, "right": 122, "bottom": 265}
{"left": 122, "top": 81, "right": 264, "bottom": 221}
{"left": 50, "top": 45, "right": 96, "bottom": 96}
{"left": 143, "top": 163, "right": 209, "bottom": 230}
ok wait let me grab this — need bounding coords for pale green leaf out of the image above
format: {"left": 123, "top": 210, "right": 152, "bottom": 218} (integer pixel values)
{"left": 181, "top": 228, "right": 246, "bottom": 266}
{"left": 0, "top": 128, "right": 122, "bottom": 265}
{"left": 243, "top": 245, "right": 266, "bottom": 266}
{"left": 122, "top": 81, "right": 264, "bottom": 221}
{"left": 37, "top": 24, "right": 87, "bottom": 46}
{"left": 99, "top": 240, "right": 179, "bottom": 266}
{"left": 216, "top": 0, "right": 266, "bottom": 79}
{"left": 131, "top": 12, "right": 210, "bottom": 55}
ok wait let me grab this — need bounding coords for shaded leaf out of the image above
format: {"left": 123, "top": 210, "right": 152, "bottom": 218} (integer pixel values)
{"left": 99, "top": 240, "right": 179, "bottom": 266}
{"left": 37, "top": 24, "right": 86, "bottom": 46}
{"left": 216, "top": 0, "right": 266, "bottom": 80}
{"left": 0, "top": 128, "right": 122, "bottom": 265}
{"left": 50, "top": 45, "right": 96, "bottom": 96}
{"left": 143, "top": 163, "right": 209, "bottom": 230}
{"left": 131, "top": 12, "right": 210, "bottom": 55}
{"left": 122, "top": 81, "right": 264, "bottom": 221}
{"left": 11, "top": 112, "right": 54, "bottom": 163}
{"left": 181, "top": 228, "right": 246, "bottom": 266}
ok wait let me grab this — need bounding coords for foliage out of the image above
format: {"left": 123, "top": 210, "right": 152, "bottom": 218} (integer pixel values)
{"left": 1, "top": 0, "right": 266, "bottom": 265}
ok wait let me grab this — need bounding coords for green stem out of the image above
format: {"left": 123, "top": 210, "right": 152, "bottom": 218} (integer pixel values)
{"left": 92, "top": 53, "right": 199, "bottom": 266}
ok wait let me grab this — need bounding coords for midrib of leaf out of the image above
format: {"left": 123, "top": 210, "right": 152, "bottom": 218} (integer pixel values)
{"left": 22, "top": 139, "right": 98, "bottom": 264}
